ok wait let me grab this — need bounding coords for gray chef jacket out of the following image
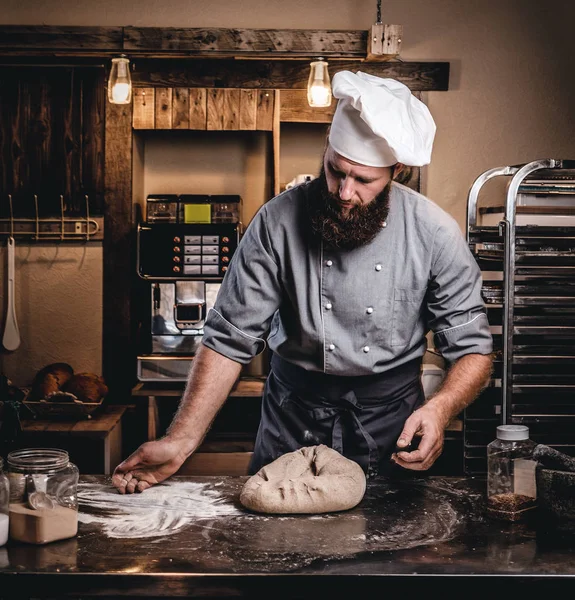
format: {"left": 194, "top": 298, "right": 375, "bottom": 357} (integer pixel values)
{"left": 202, "top": 181, "right": 493, "bottom": 373}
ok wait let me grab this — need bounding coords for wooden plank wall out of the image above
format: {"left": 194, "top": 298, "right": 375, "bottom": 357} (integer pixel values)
{"left": 133, "top": 87, "right": 278, "bottom": 130}
{"left": 103, "top": 100, "right": 135, "bottom": 401}
{"left": 279, "top": 90, "right": 335, "bottom": 123}
{"left": 132, "top": 87, "right": 339, "bottom": 129}
{"left": 0, "top": 66, "right": 105, "bottom": 218}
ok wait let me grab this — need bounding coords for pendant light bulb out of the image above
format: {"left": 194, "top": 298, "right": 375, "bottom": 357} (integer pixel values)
{"left": 108, "top": 56, "right": 132, "bottom": 105}
{"left": 307, "top": 58, "right": 332, "bottom": 108}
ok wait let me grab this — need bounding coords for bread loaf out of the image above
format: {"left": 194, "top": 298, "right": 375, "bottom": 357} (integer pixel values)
{"left": 29, "top": 363, "right": 74, "bottom": 400}
{"left": 63, "top": 373, "right": 108, "bottom": 403}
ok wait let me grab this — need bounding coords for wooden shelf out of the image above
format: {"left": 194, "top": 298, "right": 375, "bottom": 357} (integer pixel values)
{"left": 131, "top": 378, "right": 265, "bottom": 443}
{"left": 131, "top": 378, "right": 265, "bottom": 398}
{"left": 20, "top": 405, "right": 129, "bottom": 475}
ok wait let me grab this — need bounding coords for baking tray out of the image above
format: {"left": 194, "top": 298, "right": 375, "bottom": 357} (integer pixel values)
{"left": 480, "top": 240, "right": 575, "bottom": 252}
{"left": 477, "top": 249, "right": 575, "bottom": 266}
{"left": 515, "top": 266, "right": 575, "bottom": 276}
{"left": 516, "top": 280, "right": 575, "bottom": 294}
{"left": 515, "top": 238, "right": 575, "bottom": 251}
{"left": 512, "top": 372, "right": 575, "bottom": 383}
{"left": 471, "top": 224, "right": 575, "bottom": 236}
{"left": 513, "top": 326, "right": 575, "bottom": 336}
{"left": 512, "top": 355, "right": 575, "bottom": 365}
{"left": 513, "top": 306, "right": 575, "bottom": 325}
{"left": 512, "top": 384, "right": 575, "bottom": 396}
{"left": 514, "top": 339, "right": 575, "bottom": 351}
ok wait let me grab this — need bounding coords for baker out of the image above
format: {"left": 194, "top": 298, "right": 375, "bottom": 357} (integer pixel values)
{"left": 113, "top": 71, "right": 493, "bottom": 494}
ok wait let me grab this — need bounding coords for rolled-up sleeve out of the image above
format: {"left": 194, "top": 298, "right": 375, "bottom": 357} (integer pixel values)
{"left": 426, "top": 224, "right": 493, "bottom": 363}
{"left": 202, "top": 205, "right": 282, "bottom": 364}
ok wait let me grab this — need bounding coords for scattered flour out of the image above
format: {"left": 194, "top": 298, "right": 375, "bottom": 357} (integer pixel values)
{"left": 78, "top": 481, "right": 240, "bottom": 539}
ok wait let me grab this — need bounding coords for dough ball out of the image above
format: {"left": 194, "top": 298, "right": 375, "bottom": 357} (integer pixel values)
{"left": 63, "top": 373, "right": 108, "bottom": 403}
{"left": 240, "top": 445, "right": 366, "bottom": 514}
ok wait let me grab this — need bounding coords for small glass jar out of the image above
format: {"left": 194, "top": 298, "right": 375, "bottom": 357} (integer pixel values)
{"left": 0, "top": 458, "right": 9, "bottom": 546}
{"left": 6, "top": 448, "right": 79, "bottom": 544}
{"left": 487, "top": 425, "right": 537, "bottom": 521}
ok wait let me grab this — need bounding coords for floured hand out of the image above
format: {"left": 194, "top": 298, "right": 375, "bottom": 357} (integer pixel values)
{"left": 112, "top": 438, "right": 189, "bottom": 494}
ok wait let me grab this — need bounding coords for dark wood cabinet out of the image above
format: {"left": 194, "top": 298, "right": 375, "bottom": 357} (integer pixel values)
{"left": 0, "top": 66, "right": 105, "bottom": 218}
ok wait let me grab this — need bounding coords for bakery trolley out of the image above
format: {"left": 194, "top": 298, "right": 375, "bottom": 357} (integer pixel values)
{"left": 464, "top": 158, "right": 575, "bottom": 474}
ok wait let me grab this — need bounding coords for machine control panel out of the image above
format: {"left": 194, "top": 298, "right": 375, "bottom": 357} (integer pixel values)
{"left": 137, "top": 223, "right": 240, "bottom": 280}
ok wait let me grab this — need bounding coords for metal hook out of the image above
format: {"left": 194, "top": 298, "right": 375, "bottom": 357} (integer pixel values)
{"left": 8, "top": 194, "right": 14, "bottom": 238}
{"left": 60, "top": 195, "right": 65, "bottom": 241}
{"left": 85, "top": 194, "right": 90, "bottom": 241}
{"left": 34, "top": 194, "right": 39, "bottom": 240}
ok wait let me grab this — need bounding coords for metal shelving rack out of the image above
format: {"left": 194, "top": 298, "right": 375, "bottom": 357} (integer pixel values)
{"left": 464, "top": 158, "right": 575, "bottom": 474}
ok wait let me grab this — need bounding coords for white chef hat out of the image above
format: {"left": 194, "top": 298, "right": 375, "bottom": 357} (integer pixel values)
{"left": 329, "top": 71, "right": 436, "bottom": 167}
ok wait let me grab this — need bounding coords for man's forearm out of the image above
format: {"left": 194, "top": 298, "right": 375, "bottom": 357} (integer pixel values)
{"left": 165, "top": 344, "right": 243, "bottom": 457}
{"left": 424, "top": 353, "right": 493, "bottom": 428}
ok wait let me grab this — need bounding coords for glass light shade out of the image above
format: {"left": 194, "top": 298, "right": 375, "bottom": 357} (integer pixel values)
{"left": 307, "top": 60, "right": 332, "bottom": 108}
{"left": 108, "top": 57, "right": 132, "bottom": 104}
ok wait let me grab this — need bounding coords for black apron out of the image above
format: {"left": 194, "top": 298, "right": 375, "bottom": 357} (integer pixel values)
{"left": 249, "top": 354, "right": 425, "bottom": 478}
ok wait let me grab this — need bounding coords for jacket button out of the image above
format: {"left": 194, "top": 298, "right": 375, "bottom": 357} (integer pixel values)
{"left": 325, "top": 302, "right": 332, "bottom": 310}
{"left": 363, "top": 346, "right": 370, "bottom": 353}
{"left": 375, "top": 264, "right": 382, "bottom": 271}
{"left": 382, "top": 221, "right": 387, "bottom": 228}
{"left": 326, "top": 260, "right": 333, "bottom": 267}
{"left": 328, "top": 344, "right": 335, "bottom": 351}
{"left": 366, "top": 307, "right": 374, "bottom": 314}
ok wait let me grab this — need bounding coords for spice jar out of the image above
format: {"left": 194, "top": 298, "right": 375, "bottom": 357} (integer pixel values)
{"left": 0, "top": 458, "right": 9, "bottom": 546}
{"left": 6, "top": 448, "right": 79, "bottom": 544}
{"left": 487, "top": 425, "right": 537, "bottom": 521}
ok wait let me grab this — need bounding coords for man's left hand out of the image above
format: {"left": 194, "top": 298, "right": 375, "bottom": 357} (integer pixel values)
{"left": 391, "top": 403, "right": 448, "bottom": 471}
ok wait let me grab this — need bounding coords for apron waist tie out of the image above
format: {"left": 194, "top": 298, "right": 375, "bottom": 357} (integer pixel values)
{"left": 310, "top": 390, "right": 380, "bottom": 478}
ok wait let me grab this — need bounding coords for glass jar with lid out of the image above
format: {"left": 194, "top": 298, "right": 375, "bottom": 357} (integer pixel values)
{"left": 487, "top": 425, "right": 537, "bottom": 521}
{"left": 0, "top": 458, "right": 8, "bottom": 546}
{"left": 6, "top": 448, "right": 79, "bottom": 544}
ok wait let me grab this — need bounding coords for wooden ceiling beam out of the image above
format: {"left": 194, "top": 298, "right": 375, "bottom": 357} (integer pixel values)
{"left": 124, "top": 27, "right": 367, "bottom": 57}
{"left": 0, "top": 25, "right": 366, "bottom": 57}
{"left": 0, "top": 26, "right": 449, "bottom": 91}
{"left": 131, "top": 59, "right": 449, "bottom": 91}
{"left": 0, "top": 26, "right": 123, "bottom": 51}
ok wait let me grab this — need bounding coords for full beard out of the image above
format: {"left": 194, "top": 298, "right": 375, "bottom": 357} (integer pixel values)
{"left": 306, "top": 167, "right": 391, "bottom": 251}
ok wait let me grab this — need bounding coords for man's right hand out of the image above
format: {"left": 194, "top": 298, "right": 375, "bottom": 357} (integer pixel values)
{"left": 112, "top": 347, "right": 243, "bottom": 494}
{"left": 112, "top": 437, "right": 190, "bottom": 494}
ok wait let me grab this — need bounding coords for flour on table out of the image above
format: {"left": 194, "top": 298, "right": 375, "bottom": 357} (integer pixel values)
{"left": 78, "top": 481, "right": 240, "bottom": 539}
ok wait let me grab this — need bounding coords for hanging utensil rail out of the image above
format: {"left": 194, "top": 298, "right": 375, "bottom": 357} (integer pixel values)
{"left": 0, "top": 194, "right": 103, "bottom": 242}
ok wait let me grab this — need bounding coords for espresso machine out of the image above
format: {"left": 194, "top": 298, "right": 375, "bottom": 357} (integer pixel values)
{"left": 136, "top": 194, "right": 242, "bottom": 382}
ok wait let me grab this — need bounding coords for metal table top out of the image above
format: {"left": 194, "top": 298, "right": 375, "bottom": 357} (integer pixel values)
{"left": 1, "top": 474, "right": 575, "bottom": 597}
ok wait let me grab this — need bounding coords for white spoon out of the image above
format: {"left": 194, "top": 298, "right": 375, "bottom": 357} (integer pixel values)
{"left": 2, "top": 236, "right": 20, "bottom": 351}
{"left": 26, "top": 475, "right": 54, "bottom": 511}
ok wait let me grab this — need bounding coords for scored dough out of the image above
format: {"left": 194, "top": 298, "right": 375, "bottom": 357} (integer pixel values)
{"left": 240, "top": 445, "right": 367, "bottom": 514}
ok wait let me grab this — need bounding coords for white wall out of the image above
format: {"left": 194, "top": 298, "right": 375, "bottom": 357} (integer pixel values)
{"left": 0, "top": 245, "right": 103, "bottom": 386}
{"left": 138, "top": 130, "right": 271, "bottom": 227}
{"left": 1, "top": 0, "right": 574, "bottom": 384}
